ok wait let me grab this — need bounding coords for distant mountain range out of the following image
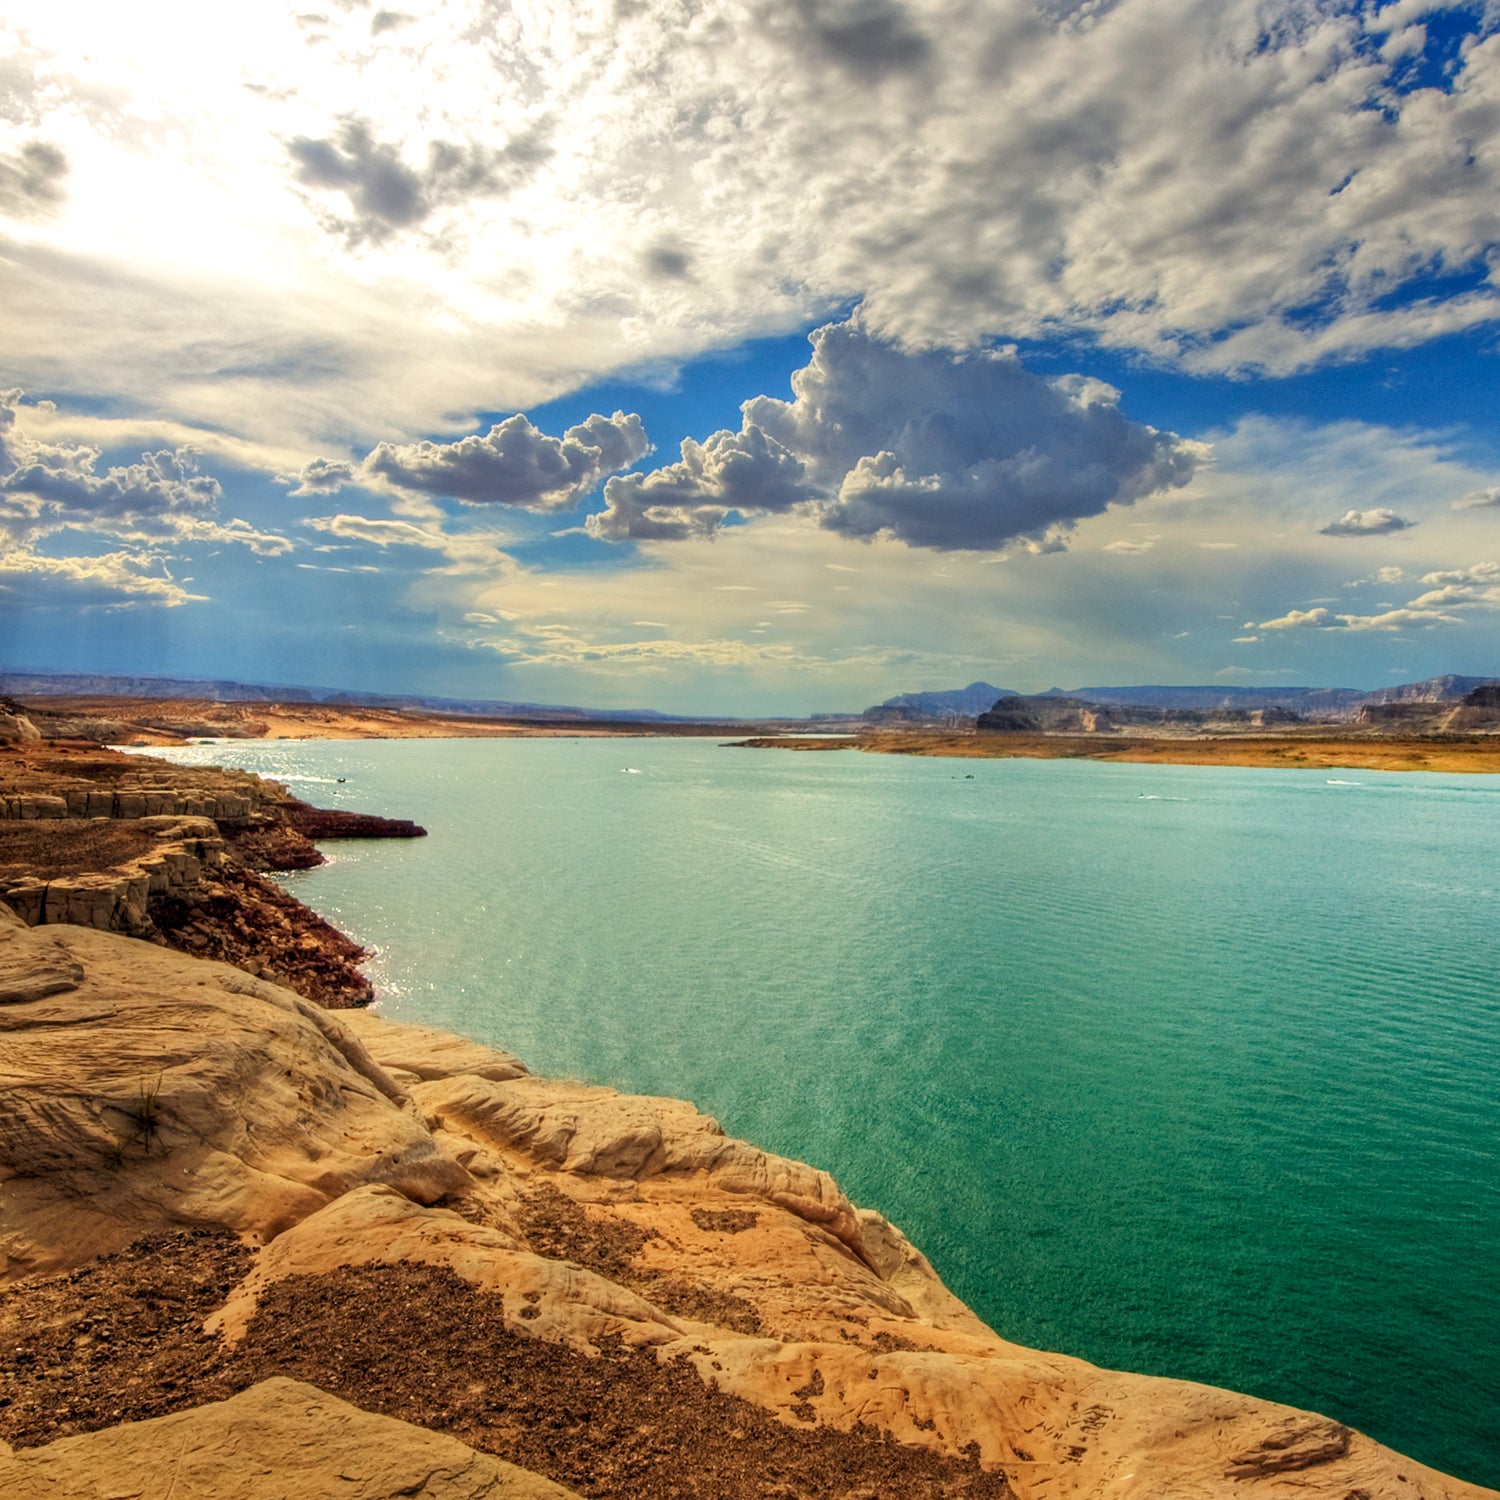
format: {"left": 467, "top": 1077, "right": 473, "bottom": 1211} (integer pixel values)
{"left": 867, "top": 675, "right": 1500, "bottom": 723}
{"left": 0, "top": 671, "right": 692, "bottom": 723}
{"left": 5, "top": 667, "right": 1496, "bottom": 728}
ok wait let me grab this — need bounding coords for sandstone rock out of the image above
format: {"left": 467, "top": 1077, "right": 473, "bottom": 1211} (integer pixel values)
{"left": 411, "top": 1071, "right": 872, "bottom": 1263}
{"left": 341, "top": 1009, "right": 528, "bottom": 1082}
{"left": 0, "top": 710, "right": 40, "bottom": 745}
{"left": 0, "top": 915, "right": 467, "bottom": 1280}
{"left": 0, "top": 908, "right": 84, "bottom": 1003}
{"left": 0, "top": 1376, "right": 581, "bottom": 1498}
{"left": 0, "top": 815, "right": 226, "bottom": 936}
{"left": 209, "top": 1183, "right": 692, "bottom": 1355}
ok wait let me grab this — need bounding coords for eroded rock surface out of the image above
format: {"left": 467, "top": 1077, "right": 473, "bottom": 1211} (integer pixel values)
{"left": 0, "top": 906, "right": 463, "bottom": 1281}
{"left": 0, "top": 906, "right": 1493, "bottom": 1500}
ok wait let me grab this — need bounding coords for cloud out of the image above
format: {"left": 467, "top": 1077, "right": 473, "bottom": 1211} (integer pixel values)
{"left": 331, "top": 402, "right": 1500, "bottom": 713}
{"left": 475, "top": 615, "right": 923, "bottom": 678}
{"left": 8, "top": 3, "right": 1500, "bottom": 452}
{"left": 489, "top": 624, "right": 807, "bottom": 669}
{"left": 0, "top": 391, "right": 294, "bottom": 599}
{"left": 1404, "top": 561, "right": 1500, "bottom": 610}
{"left": 1320, "top": 507, "right": 1417, "bottom": 536}
{"left": 588, "top": 321, "right": 1198, "bottom": 551}
{"left": 1338, "top": 606, "right": 1462, "bottom": 631}
{"left": 122, "top": 516, "right": 294, "bottom": 557}
{"left": 1, "top": 395, "right": 223, "bottom": 539}
{"left": 285, "top": 457, "right": 358, "bottom": 496}
{"left": 287, "top": 121, "right": 428, "bottom": 238}
{"left": 1255, "top": 599, "right": 1465, "bottom": 632}
{"left": 365, "top": 411, "right": 650, "bottom": 510}
{"left": 369, "top": 10, "right": 413, "bottom": 36}
{"left": 287, "top": 115, "right": 550, "bottom": 246}
{"left": 304, "top": 513, "right": 450, "bottom": 548}
{"left": 1420, "top": 561, "right": 1500, "bottom": 586}
{"left": 1, "top": 444, "right": 220, "bottom": 523}
{"left": 587, "top": 425, "right": 808, "bottom": 542}
{"left": 0, "top": 140, "right": 68, "bottom": 217}
{"left": 0, "top": 548, "right": 205, "bottom": 608}
{"left": 1258, "top": 607, "right": 1337, "bottom": 630}
{"left": 1454, "top": 485, "right": 1500, "bottom": 510}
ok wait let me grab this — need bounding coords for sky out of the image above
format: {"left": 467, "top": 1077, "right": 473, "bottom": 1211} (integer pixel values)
{"left": 2, "top": 0, "right": 1500, "bottom": 715}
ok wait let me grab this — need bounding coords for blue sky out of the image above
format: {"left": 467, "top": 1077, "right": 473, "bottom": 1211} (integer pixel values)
{"left": 2, "top": 0, "right": 1500, "bottom": 714}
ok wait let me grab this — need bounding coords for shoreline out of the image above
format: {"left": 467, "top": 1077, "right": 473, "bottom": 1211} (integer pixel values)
{"left": 0, "top": 736, "right": 423, "bottom": 1007}
{"left": 730, "top": 729, "right": 1500, "bottom": 774}
{"left": 19, "top": 691, "right": 1500, "bottom": 775}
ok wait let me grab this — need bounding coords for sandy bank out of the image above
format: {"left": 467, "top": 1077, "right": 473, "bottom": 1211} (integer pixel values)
{"left": 14, "top": 694, "right": 748, "bottom": 745}
{"left": 17, "top": 692, "right": 1500, "bottom": 773}
{"left": 732, "top": 730, "right": 1500, "bottom": 774}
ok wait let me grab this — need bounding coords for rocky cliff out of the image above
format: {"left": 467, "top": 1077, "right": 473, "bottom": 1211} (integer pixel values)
{"left": 0, "top": 740, "right": 422, "bottom": 1005}
{"left": 975, "top": 695, "right": 1306, "bottom": 734}
{"left": 0, "top": 905, "right": 1493, "bottom": 1500}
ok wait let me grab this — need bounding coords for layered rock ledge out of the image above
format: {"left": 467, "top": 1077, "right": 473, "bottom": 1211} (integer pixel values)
{"left": 0, "top": 737, "right": 422, "bottom": 1005}
{"left": 0, "top": 905, "right": 1492, "bottom": 1500}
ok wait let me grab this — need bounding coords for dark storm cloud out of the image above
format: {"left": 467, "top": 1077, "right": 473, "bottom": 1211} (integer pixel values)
{"left": 0, "top": 140, "right": 68, "bottom": 217}
{"left": 587, "top": 320, "right": 1198, "bottom": 551}
{"left": 365, "top": 410, "right": 650, "bottom": 509}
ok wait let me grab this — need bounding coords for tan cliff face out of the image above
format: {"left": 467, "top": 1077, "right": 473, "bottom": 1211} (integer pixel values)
{"left": 0, "top": 903, "right": 1493, "bottom": 1500}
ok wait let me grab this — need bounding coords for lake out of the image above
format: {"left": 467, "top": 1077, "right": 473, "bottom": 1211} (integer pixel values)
{"left": 144, "top": 735, "right": 1500, "bottom": 1488}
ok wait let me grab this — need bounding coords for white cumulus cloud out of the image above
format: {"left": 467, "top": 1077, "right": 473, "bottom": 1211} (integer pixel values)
{"left": 363, "top": 412, "right": 650, "bottom": 511}
{"left": 588, "top": 320, "right": 1198, "bottom": 552}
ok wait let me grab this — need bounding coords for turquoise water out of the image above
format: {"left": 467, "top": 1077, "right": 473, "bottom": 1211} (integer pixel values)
{"left": 148, "top": 737, "right": 1500, "bottom": 1487}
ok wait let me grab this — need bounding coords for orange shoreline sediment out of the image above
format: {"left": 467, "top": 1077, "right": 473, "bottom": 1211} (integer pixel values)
{"left": 730, "top": 731, "right": 1500, "bottom": 774}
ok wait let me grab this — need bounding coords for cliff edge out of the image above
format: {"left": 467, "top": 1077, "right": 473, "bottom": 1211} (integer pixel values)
{"left": 1, "top": 904, "right": 1492, "bottom": 1500}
